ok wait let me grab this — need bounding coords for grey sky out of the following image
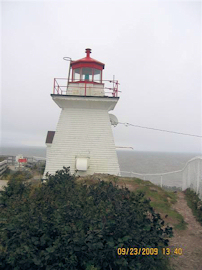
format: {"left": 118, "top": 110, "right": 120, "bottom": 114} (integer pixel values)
{"left": 1, "top": 0, "right": 201, "bottom": 153}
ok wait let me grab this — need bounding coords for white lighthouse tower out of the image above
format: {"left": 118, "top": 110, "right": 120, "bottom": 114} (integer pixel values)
{"left": 44, "top": 49, "right": 120, "bottom": 177}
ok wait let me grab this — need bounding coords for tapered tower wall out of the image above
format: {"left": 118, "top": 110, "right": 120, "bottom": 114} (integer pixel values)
{"left": 44, "top": 95, "right": 120, "bottom": 177}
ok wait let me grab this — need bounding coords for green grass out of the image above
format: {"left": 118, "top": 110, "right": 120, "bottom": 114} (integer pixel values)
{"left": 0, "top": 157, "right": 7, "bottom": 162}
{"left": 134, "top": 183, "right": 186, "bottom": 230}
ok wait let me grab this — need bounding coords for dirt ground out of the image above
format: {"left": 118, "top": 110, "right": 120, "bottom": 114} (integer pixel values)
{"left": 169, "top": 192, "right": 202, "bottom": 270}
{"left": 122, "top": 183, "right": 202, "bottom": 269}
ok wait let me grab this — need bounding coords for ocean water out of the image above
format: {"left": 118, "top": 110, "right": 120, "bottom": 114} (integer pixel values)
{"left": 117, "top": 151, "right": 200, "bottom": 174}
{"left": 1, "top": 147, "right": 201, "bottom": 188}
{"left": 1, "top": 147, "right": 200, "bottom": 174}
{"left": 117, "top": 151, "right": 202, "bottom": 188}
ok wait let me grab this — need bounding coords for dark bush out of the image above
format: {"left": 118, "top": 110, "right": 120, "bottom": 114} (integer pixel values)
{"left": 184, "top": 188, "right": 202, "bottom": 225}
{"left": 39, "top": 163, "right": 46, "bottom": 175}
{"left": 0, "top": 167, "right": 173, "bottom": 270}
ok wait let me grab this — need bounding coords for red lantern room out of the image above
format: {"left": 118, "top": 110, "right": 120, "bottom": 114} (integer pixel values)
{"left": 70, "top": 48, "right": 105, "bottom": 84}
{"left": 53, "top": 48, "right": 119, "bottom": 97}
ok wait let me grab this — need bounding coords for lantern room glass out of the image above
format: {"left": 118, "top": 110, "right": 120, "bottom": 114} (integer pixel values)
{"left": 72, "top": 67, "right": 102, "bottom": 83}
{"left": 81, "top": 68, "right": 93, "bottom": 81}
{"left": 94, "top": 69, "right": 101, "bottom": 83}
{"left": 73, "top": 68, "right": 80, "bottom": 81}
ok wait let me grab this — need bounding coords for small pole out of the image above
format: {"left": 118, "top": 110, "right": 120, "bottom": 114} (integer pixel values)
{"left": 63, "top": 57, "right": 72, "bottom": 94}
{"left": 113, "top": 75, "right": 115, "bottom": 97}
{"left": 197, "top": 160, "right": 200, "bottom": 194}
{"left": 188, "top": 166, "right": 190, "bottom": 188}
{"left": 160, "top": 175, "right": 163, "bottom": 188}
{"left": 182, "top": 170, "right": 185, "bottom": 191}
{"left": 113, "top": 75, "right": 115, "bottom": 92}
{"left": 67, "top": 60, "right": 71, "bottom": 85}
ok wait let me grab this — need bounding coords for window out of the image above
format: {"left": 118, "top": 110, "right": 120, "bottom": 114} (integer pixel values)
{"left": 81, "top": 68, "right": 93, "bottom": 81}
{"left": 94, "top": 69, "right": 101, "bottom": 82}
{"left": 73, "top": 68, "right": 81, "bottom": 81}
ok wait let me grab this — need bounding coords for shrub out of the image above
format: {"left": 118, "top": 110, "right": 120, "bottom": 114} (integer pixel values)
{"left": 184, "top": 188, "right": 202, "bottom": 225}
{"left": 39, "top": 163, "right": 45, "bottom": 175}
{"left": 0, "top": 167, "right": 173, "bottom": 270}
{"left": 3, "top": 170, "right": 33, "bottom": 181}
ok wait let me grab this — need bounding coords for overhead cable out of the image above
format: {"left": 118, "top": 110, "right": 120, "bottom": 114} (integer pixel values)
{"left": 118, "top": 122, "right": 202, "bottom": 138}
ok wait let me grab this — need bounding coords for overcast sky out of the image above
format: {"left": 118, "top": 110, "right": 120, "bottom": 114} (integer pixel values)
{"left": 1, "top": 0, "right": 201, "bottom": 153}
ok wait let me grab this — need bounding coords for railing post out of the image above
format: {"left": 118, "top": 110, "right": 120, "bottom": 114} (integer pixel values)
{"left": 197, "top": 160, "right": 200, "bottom": 194}
{"left": 182, "top": 170, "right": 186, "bottom": 191}
{"left": 160, "top": 175, "right": 163, "bottom": 188}
{"left": 188, "top": 165, "right": 190, "bottom": 188}
{"left": 113, "top": 75, "right": 114, "bottom": 93}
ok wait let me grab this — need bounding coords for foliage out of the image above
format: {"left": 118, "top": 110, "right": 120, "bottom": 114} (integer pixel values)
{"left": 184, "top": 188, "right": 202, "bottom": 225}
{"left": 128, "top": 178, "right": 186, "bottom": 230}
{"left": 0, "top": 157, "right": 8, "bottom": 162}
{"left": 25, "top": 161, "right": 45, "bottom": 175}
{"left": 1, "top": 169, "right": 32, "bottom": 181}
{"left": 39, "top": 163, "right": 46, "bottom": 175}
{"left": 0, "top": 167, "right": 173, "bottom": 270}
{"left": 12, "top": 170, "right": 32, "bottom": 180}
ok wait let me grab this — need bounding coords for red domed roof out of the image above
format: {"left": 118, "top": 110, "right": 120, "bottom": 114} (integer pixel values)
{"left": 71, "top": 48, "right": 105, "bottom": 70}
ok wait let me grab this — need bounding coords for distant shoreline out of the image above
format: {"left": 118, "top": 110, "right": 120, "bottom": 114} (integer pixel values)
{"left": 0, "top": 148, "right": 201, "bottom": 186}
{"left": 1, "top": 146, "right": 201, "bottom": 157}
{"left": 0, "top": 146, "right": 46, "bottom": 158}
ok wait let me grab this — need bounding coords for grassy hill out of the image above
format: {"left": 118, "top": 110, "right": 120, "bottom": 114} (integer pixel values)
{"left": 78, "top": 174, "right": 186, "bottom": 231}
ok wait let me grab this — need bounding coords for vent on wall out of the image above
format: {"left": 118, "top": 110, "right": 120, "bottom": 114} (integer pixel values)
{"left": 76, "top": 158, "right": 89, "bottom": 171}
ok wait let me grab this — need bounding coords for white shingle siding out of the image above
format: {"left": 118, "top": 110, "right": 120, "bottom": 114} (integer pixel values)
{"left": 44, "top": 96, "right": 120, "bottom": 177}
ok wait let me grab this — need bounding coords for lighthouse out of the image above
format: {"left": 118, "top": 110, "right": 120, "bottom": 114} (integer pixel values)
{"left": 44, "top": 49, "right": 120, "bottom": 177}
